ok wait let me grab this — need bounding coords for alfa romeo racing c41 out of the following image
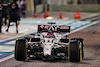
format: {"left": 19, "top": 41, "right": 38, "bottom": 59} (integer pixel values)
{"left": 15, "top": 22, "right": 84, "bottom": 62}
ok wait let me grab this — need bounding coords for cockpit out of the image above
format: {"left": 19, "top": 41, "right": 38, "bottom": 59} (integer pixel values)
{"left": 44, "top": 33, "right": 55, "bottom": 38}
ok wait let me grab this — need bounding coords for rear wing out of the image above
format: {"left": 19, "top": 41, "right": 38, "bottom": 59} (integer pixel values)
{"left": 38, "top": 25, "right": 70, "bottom": 33}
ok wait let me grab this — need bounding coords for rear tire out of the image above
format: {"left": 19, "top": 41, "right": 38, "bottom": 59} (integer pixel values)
{"left": 15, "top": 39, "right": 27, "bottom": 60}
{"left": 69, "top": 40, "right": 80, "bottom": 62}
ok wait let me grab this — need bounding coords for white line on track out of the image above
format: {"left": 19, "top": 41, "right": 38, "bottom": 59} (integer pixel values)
{"left": 0, "top": 20, "right": 100, "bottom": 63}
{"left": 0, "top": 33, "right": 30, "bottom": 42}
{"left": 63, "top": 20, "right": 100, "bottom": 36}
{"left": 71, "top": 20, "right": 99, "bottom": 34}
{"left": 0, "top": 54, "right": 14, "bottom": 63}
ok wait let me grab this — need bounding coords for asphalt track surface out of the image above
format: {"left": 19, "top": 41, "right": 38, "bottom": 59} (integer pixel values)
{"left": 0, "top": 21, "right": 100, "bottom": 67}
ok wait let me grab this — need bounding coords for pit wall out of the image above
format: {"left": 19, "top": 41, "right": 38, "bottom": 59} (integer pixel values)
{"left": 50, "top": 5, "right": 100, "bottom": 12}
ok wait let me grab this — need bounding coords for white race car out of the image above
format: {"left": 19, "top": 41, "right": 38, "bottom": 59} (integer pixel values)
{"left": 15, "top": 22, "right": 84, "bottom": 62}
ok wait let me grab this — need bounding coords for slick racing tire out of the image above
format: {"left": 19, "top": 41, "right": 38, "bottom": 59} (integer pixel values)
{"left": 69, "top": 40, "right": 81, "bottom": 62}
{"left": 71, "top": 38, "right": 84, "bottom": 58}
{"left": 15, "top": 39, "right": 27, "bottom": 60}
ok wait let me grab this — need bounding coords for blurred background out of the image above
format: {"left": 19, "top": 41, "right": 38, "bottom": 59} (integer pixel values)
{"left": 0, "top": 0, "right": 100, "bottom": 15}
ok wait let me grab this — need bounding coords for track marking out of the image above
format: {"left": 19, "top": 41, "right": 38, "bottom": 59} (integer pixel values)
{"left": 71, "top": 20, "right": 99, "bottom": 34}
{"left": 5, "top": 41, "right": 15, "bottom": 44}
{"left": 0, "top": 45, "right": 14, "bottom": 52}
{"left": 0, "top": 54, "right": 14, "bottom": 63}
{"left": 63, "top": 21, "right": 99, "bottom": 36}
{"left": 0, "top": 33, "right": 31, "bottom": 42}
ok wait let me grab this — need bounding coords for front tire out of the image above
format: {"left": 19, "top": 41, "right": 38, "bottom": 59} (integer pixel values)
{"left": 15, "top": 39, "right": 27, "bottom": 60}
{"left": 71, "top": 38, "right": 84, "bottom": 58}
{"left": 69, "top": 40, "right": 81, "bottom": 62}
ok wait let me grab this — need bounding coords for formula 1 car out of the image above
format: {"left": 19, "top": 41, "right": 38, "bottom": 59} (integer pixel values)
{"left": 15, "top": 22, "right": 84, "bottom": 62}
